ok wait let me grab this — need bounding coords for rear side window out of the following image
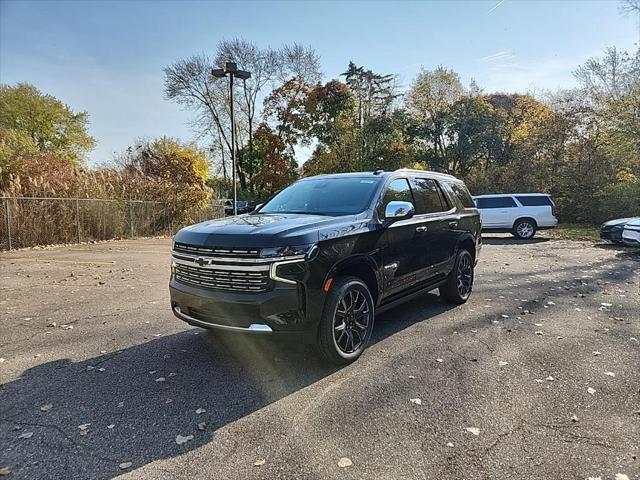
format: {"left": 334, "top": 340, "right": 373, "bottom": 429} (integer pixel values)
{"left": 450, "top": 182, "right": 476, "bottom": 208}
{"left": 475, "top": 197, "right": 517, "bottom": 209}
{"left": 412, "top": 178, "right": 449, "bottom": 214}
{"left": 516, "top": 195, "right": 553, "bottom": 207}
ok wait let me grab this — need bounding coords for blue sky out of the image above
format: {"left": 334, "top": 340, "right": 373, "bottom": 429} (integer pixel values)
{"left": 0, "top": 0, "right": 637, "bottom": 165}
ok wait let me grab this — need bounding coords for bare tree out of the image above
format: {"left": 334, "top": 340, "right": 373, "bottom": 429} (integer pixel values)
{"left": 164, "top": 39, "right": 321, "bottom": 191}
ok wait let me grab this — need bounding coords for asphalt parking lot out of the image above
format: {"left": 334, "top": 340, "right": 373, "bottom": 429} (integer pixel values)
{"left": 1, "top": 236, "right": 639, "bottom": 480}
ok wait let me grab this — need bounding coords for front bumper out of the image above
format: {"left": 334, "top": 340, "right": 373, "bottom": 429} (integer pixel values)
{"left": 600, "top": 228, "right": 624, "bottom": 242}
{"left": 622, "top": 229, "right": 640, "bottom": 246}
{"left": 169, "top": 278, "right": 318, "bottom": 342}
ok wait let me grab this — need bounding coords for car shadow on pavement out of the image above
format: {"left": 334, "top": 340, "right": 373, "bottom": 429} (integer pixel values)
{"left": 0, "top": 293, "right": 452, "bottom": 479}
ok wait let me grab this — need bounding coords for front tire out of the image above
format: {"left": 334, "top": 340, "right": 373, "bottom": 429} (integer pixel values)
{"left": 439, "top": 249, "right": 474, "bottom": 304}
{"left": 317, "top": 276, "right": 375, "bottom": 364}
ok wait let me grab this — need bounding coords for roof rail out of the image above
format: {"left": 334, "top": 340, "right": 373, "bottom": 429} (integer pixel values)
{"left": 394, "top": 168, "right": 457, "bottom": 179}
{"left": 373, "top": 168, "right": 384, "bottom": 175}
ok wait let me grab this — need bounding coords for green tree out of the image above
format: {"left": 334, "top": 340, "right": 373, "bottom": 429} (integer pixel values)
{"left": 0, "top": 83, "right": 95, "bottom": 163}
{"left": 405, "top": 66, "right": 465, "bottom": 171}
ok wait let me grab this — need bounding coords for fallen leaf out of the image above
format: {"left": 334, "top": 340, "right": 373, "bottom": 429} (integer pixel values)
{"left": 195, "top": 408, "right": 206, "bottom": 414}
{"left": 446, "top": 442, "right": 454, "bottom": 447}
{"left": 604, "top": 371, "right": 616, "bottom": 377}
{"left": 587, "top": 387, "right": 596, "bottom": 395}
{"left": 155, "top": 377, "right": 166, "bottom": 382}
{"left": 498, "top": 361, "right": 509, "bottom": 366}
{"left": 253, "top": 458, "right": 266, "bottom": 467}
{"left": 436, "top": 358, "right": 443, "bottom": 363}
{"left": 337, "top": 457, "right": 352, "bottom": 468}
{"left": 535, "top": 331, "right": 544, "bottom": 336}
{"left": 0, "top": 358, "right": 5, "bottom": 363}
{"left": 176, "top": 434, "right": 193, "bottom": 445}
{"left": 465, "top": 427, "right": 480, "bottom": 436}
{"left": 571, "top": 414, "right": 579, "bottom": 422}
{"left": 18, "top": 431, "right": 33, "bottom": 439}
{"left": 600, "top": 303, "right": 612, "bottom": 307}
{"left": 197, "top": 422, "right": 207, "bottom": 431}
{"left": 0, "top": 467, "right": 10, "bottom": 476}
{"left": 615, "top": 475, "right": 630, "bottom": 480}
{"left": 546, "top": 376, "right": 555, "bottom": 382}
{"left": 592, "top": 351, "right": 601, "bottom": 356}
{"left": 119, "top": 462, "right": 132, "bottom": 470}
{"left": 40, "top": 403, "right": 53, "bottom": 412}
{"left": 410, "top": 398, "right": 422, "bottom": 405}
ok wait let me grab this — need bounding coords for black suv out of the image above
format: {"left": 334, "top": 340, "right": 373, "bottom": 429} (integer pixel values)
{"left": 170, "top": 169, "right": 481, "bottom": 363}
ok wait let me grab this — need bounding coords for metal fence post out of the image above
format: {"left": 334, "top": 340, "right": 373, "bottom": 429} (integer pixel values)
{"left": 75, "top": 199, "right": 81, "bottom": 243}
{"left": 4, "top": 198, "right": 12, "bottom": 250}
{"left": 129, "top": 201, "right": 134, "bottom": 238}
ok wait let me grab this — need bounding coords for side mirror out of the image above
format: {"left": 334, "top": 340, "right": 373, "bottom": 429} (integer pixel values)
{"left": 251, "top": 203, "right": 263, "bottom": 214}
{"left": 384, "top": 201, "right": 415, "bottom": 220}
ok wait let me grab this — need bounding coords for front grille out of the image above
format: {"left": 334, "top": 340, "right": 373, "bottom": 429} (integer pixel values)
{"left": 174, "top": 242, "right": 260, "bottom": 258}
{"left": 174, "top": 263, "right": 270, "bottom": 293}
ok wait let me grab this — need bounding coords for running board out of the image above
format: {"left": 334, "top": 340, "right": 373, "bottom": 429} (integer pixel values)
{"left": 376, "top": 279, "right": 447, "bottom": 315}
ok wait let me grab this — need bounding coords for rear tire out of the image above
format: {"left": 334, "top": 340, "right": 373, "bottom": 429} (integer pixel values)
{"left": 439, "top": 249, "right": 474, "bottom": 304}
{"left": 317, "top": 276, "right": 375, "bottom": 364}
{"left": 512, "top": 219, "right": 537, "bottom": 239}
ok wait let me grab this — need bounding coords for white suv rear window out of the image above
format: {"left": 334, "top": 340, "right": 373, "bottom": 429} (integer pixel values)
{"left": 516, "top": 196, "right": 553, "bottom": 206}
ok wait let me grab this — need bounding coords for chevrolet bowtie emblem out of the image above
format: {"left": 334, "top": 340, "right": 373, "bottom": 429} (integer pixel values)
{"left": 195, "top": 257, "right": 207, "bottom": 266}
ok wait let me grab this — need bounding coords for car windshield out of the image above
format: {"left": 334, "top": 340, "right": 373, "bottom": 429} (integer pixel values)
{"left": 259, "top": 177, "right": 381, "bottom": 216}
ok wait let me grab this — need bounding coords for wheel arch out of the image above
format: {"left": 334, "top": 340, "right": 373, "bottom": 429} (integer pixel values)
{"left": 455, "top": 233, "right": 477, "bottom": 263}
{"left": 326, "top": 255, "right": 380, "bottom": 306}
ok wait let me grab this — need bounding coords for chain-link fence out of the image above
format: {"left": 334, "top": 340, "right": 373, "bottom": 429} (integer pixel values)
{"left": 0, "top": 197, "right": 225, "bottom": 250}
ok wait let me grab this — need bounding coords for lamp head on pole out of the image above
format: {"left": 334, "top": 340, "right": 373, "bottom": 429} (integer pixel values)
{"left": 211, "top": 68, "right": 225, "bottom": 78}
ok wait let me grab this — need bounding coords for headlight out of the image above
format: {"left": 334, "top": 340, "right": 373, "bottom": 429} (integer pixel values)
{"left": 266, "top": 243, "right": 318, "bottom": 284}
{"left": 261, "top": 243, "right": 317, "bottom": 259}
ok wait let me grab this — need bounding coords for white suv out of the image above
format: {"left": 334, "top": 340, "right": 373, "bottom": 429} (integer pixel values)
{"left": 622, "top": 218, "right": 640, "bottom": 247}
{"left": 473, "top": 193, "right": 558, "bottom": 239}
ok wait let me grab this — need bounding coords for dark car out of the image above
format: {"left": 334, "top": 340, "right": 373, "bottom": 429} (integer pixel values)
{"left": 170, "top": 169, "right": 481, "bottom": 364}
{"left": 223, "top": 200, "right": 250, "bottom": 216}
{"left": 600, "top": 217, "right": 639, "bottom": 243}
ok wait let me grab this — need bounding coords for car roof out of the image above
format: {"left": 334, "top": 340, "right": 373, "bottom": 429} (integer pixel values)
{"left": 473, "top": 193, "right": 551, "bottom": 198}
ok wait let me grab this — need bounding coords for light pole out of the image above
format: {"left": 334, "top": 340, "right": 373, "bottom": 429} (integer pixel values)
{"left": 212, "top": 62, "right": 251, "bottom": 216}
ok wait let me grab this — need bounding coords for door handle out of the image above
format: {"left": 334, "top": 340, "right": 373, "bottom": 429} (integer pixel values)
{"left": 448, "top": 221, "right": 458, "bottom": 229}
{"left": 415, "top": 226, "right": 428, "bottom": 233}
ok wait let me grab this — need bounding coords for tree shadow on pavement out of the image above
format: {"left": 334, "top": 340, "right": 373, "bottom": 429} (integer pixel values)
{"left": 481, "top": 236, "right": 550, "bottom": 245}
{"left": 0, "top": 293, "right": 453, "bottom": 480}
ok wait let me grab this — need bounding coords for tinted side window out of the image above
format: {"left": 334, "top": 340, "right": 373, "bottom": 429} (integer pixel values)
{"left": 516, "top": 195, "right": 553, "bottom": 206}
{"left": 450, "top": 182, "right": 475, "bottom": 208}
{"left": 476, "top": 197, "right": 516, "bottom": 209}
{"left": 379, "top": 178, "right": 415, "bottom": 215}
{"left": 412, "top": 178, "right": 448, "bottom": 214}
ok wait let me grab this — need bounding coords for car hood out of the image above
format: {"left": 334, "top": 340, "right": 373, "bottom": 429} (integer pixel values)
{"left": 174, "top": 213, "right": 370, "bottom": 248}
{"left": 602, "top": 217, "right": 639, "bottom": 227}
{"left": 624, "top": 218, "right": 640, "bottom": 227}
